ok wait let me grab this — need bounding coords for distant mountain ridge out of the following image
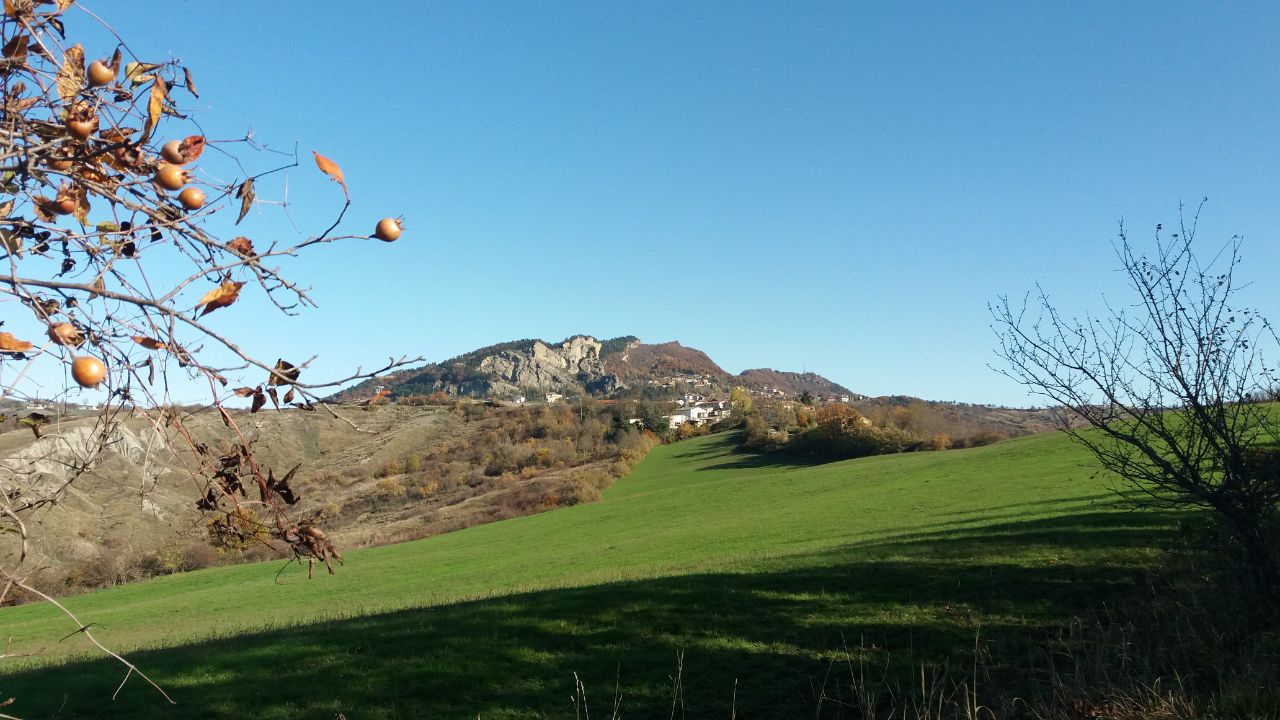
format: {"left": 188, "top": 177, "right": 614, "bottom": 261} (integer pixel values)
{"left": 333, "top": 334, "right": 860, "bottom": 403}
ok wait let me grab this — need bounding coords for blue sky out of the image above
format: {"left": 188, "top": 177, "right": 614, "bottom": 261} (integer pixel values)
{"left": 25, "top": 2, "right": 1280, "bottom": 407}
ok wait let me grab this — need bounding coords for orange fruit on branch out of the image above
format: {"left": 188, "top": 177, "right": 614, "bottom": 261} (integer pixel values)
{"left": 71, "top": 356, "right": 107, "bottom": 388}
{"left": 374, "top": 218, "right": 403, "bottom": 242}
{"left": 155, "top": 163, "right": 187, "bottom": 191}
{"left": 87, "top": 60, "right": 115, "bottom": 87}
{"left": 178, "top": 187, "right": 205, "bottom": 210}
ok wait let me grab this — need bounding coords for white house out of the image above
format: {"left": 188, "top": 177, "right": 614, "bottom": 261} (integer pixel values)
{"left": 667, "top": 400, "right": 733, "bottom": 429}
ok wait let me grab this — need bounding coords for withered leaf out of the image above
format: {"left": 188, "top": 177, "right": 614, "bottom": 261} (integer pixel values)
{"left": 55, "top": 43, "right": 83, "bottom": 101}
{"left": 142, "top": 76, "right": 167, "bottom": 142}
{"left": 146, "top": 356, "right": 155, "bottom": 385}
{"left": 282, "top": 387, "right": 296, "bottom": 404}
{"left": 218, "top": 406, "right": 233, "bottom": 427}
{"left": 109, "top": 48, "right": 121, "bottom": 73}
{"left": 97, "top": 126, "right": 135, "bottom": 143}
{"left": 266, "top": 386, "right": 279, "bottom": 410}
{"left": 32, "top": 198, "right": 58, "bottom": 222}
{"left": 195, "top": 279, "right": 244, "bottom": 317}
{"left": 5, "top": 96, "right": 38, "bottom": 114}
{"left": 69, "top": 184, "right": 89, "bottom": 224}
{"left": 250, "top": 389, "right": 266, "bottom": 414}
{"left": 131, "top": 335, "right": 165, "bottom": 351}
{"left": 312, "top": 150, "right": 348, "bottom": 199}
{"left": 231, "top": 386, "right": 256, "bottom": 398}
{"left": 196, "top": 489, "right": 219, "bottom": 511}
{"left": 2, "top": 33, "right": 27, "bottom": 63}
{"left": 234, "top": 178, "right": 254, "bottom": 225}
{"left": 269, "top": 358, "right": 300, "bottom": 386}
{"left": 227, "top": 236, "right": 254, "bottom": 257}
{"left": 0, "top": 199, "right": 12, "bottom": 218}
{"left": 268, "top": 464, "right": 301, "bottom": 504}
{"left": 54, "top": 0, "right": 74, "bottom": 12}
{"left": 0, "top": 332, "right": 33, "bottom": 353}
{"left": 124, "top": 61, "right": 160, "bottom": 86}
{"left": 183, "top": 66, "right": 198, "bottom": 97}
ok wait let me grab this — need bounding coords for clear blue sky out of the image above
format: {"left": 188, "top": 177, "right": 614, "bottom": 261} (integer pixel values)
{"left": 36, "top": 2, "right": 1280, "bottom": 407}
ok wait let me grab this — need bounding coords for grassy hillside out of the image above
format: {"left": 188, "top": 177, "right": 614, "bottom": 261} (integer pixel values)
{"left": 0, "top": 431, "right": 1181, "bottom": 719}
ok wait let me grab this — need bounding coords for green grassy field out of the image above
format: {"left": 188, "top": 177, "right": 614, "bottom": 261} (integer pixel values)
{"left": 0, "top": 431, "right": 1180, "bottom": 719}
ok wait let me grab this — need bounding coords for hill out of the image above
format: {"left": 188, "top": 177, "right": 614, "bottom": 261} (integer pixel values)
{"left": 0, "top": 402, "right": 652, "bottom": 588}
{"left": 601, "top": 338, "right": 730, "bottom": 382}
{"left": 333, "top": 335, "right": 622, "bottom": 402}
{"left": 736, "top": 367, "right": 860, "bottom": 398}
{"left": 334, "top": 334, "right": 864, "bottom": 404}
{"left": 0, "top": 431, "right": 1184, "bottom": 718}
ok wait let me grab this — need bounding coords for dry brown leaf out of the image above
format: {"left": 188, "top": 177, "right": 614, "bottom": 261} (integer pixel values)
{"left": 312, "top": 151, "right": 348, "bottom": 199}
{"left": 227, "top": 236, "right": 254, "bottom": 257}
{"left": 98, "top": 126, "right": 136, "bottom": 143}
{"left": 55, "top": 43, "right": 84, "bottom": 101}
{"left": 142, "top": 76, "right": 167, "bottom": 142}
{"left": 235, "top": 178, "right": 255, "bottom": 225}
{"left": 0, "top": 199, "right": 14, "bottom": 218}
{"left": 183, "top": 66, "right": 198, "bottom": 97}
{"left": 69, "top": 184, "right": 89, "bottom": 224}
{"left": 131, "top": 335, "right": 166, "bottom": 351}
{"left": 54, "top": 0, "right": 74, "bottom": 12}
{"left": 0, "top": 332, "right": 33, "bottom": 353}
{"left": 109, "top": 48, "right": 121, "bottom": 74}
{"left": 2, "top": 33, "right": 27, "bottom": 62}
{"left": 195, "top": 279, "right": 244, "bottom": 317}
{"left": 232, "top": 386, "right": 256, "bottom": 398}
{"left": 269, "top": 358, "right": 300, "bottom": 386}
{"left": 32, "top": 197, "right": 58, "bottom": 222}
{"left": 250, "top": 389, "right": 266, "bottom": 414}
{"left": 282, "top": 387, "right": 296, "bottom": 404}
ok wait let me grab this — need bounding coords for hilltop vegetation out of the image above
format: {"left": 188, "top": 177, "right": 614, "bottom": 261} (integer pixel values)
{"left": 3, "top": 431, "right": 1270, "bottom": 718}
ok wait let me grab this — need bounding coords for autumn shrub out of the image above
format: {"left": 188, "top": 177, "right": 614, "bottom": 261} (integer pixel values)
{"left": 374, "top": 457, "right": 403, "bottom": 478}
{"left": 375, "top": 477, "right": 406, "bottom": 499}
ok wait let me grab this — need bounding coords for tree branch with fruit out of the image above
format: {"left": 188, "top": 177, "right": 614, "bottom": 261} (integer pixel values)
{"left": 0, "top": 0, "right": 418, "bottom": 702}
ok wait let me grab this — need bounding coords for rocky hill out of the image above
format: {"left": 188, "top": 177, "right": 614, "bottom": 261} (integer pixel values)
{"left": 334, "top": 336, "right": 623, "bottom": 402}
{"left": 337, "top": 334, "right": 863, "bottom": 404}
{"left": 601, "top": 338, "right": 730, "bottom": 383}
{"left": 736, "top": 368, "right": 861, "bottom": 399}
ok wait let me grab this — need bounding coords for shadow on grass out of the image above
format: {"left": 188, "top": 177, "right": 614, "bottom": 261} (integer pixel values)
{"left": 0, "top": 509, "right": 1184, "bottom": 720}
{"left": 675, "top": 433, "right": 833, "bottom": 472}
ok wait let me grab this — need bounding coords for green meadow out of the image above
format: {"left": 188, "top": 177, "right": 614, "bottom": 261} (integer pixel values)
{"left": 0, "top": 431, "right": 1180, "bottom": 718}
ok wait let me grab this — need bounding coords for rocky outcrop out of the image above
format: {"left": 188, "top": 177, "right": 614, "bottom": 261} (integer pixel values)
{"left": 479, "top": 336, "right": 607, "bottom": 391}
{"left": 349, "top": 335, "right": 627, "bottom": 400}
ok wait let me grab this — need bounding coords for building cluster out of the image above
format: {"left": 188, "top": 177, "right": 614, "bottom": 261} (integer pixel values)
{"left": 666, "top": 400, "right": 732, "bottom": 429}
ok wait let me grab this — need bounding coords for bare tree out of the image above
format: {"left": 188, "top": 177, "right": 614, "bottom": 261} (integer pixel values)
{"left": 992, "top": 202, "right": 1280, "bottom": 593}
{"left": 0, "top": 0, "right": 417, "bottom": 700}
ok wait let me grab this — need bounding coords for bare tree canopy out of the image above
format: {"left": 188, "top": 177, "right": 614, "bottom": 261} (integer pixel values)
{"left": 992, "top": 203, "right": 1280, "bottom": 592}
